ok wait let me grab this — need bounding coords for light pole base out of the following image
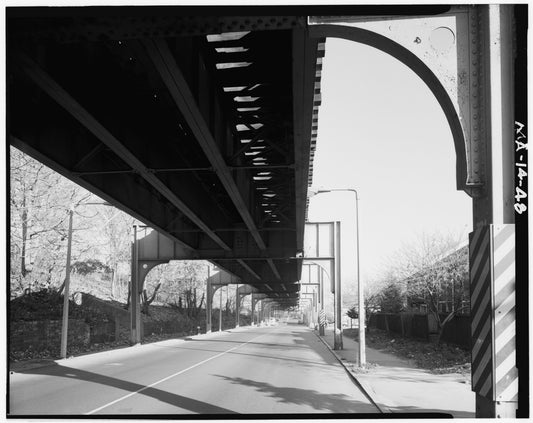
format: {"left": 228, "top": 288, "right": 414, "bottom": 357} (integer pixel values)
{"left": 333, "top": 328, "right": 343, "bottom": 350}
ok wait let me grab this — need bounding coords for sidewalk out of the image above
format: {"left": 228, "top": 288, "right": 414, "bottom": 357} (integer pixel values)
{"left": 317, "top": 327, "right": 475, "bottom": 418}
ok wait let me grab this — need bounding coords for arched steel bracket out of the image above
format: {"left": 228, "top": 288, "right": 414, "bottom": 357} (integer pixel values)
{"left": 309, "top": 5, "right": 486, "bottom": 197}
{"left": 207, "top": 283, "right": 227, "bottom": 309}
{"left": 136, "top": 260, "right": 168, "bottom": 294}
{"left": 237, "top": 284, "right": 257, "bottom": 308}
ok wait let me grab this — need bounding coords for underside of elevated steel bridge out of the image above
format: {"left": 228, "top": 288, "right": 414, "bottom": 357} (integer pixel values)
{"left": 6, "top": 5, "right": 453, "bottom": 307}
{"left": 7, "top": 7, "right": 323, "bottom": 305}
{"left": 6, "top": 5, "right": 527, "bottom": 418}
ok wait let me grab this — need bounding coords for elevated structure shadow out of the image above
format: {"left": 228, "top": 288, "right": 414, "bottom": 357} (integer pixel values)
{"left": 9, "top": 363, "right": 236, "bottom": 416}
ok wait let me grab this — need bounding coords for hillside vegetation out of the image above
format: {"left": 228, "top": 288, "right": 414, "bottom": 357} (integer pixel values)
{"left": 10, "top": 286, "right": 246, "bottom": 365}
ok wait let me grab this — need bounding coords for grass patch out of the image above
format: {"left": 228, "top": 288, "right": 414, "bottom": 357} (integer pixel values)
{"left": 366, "top": 329, "right": 471, "bottom": 379}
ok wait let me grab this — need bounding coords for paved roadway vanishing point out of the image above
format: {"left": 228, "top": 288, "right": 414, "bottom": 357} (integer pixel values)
{"left": 9, "top": 324, "right": 380, "bottom": 416}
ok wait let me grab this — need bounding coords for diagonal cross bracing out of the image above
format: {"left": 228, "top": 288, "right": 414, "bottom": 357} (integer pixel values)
{"left": 267, "top": 259, "right": 281, "bottom": 279}
{"left": 14, "top": 50, "right": 232, "bottom": 253}
{"left": 144, "top": 38, "right": 281, "bottom": 280}
{"left": 237, "top": 259, "right": 261, "bottom": 280}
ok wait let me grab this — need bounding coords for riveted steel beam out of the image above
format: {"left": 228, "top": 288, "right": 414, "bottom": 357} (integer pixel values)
{"left": 13, "top": 49, "right": 233, "bottom": 254}
{"left": 133, "top": 228, "right": 297, "bottom": 261}
{"left": 144, "top": 37, "right": 282, "bottom": 280}
{"left": 74, "top": 164, "right": 295, "bottom": 176}
{"left": 9, "top": 13, "right": 306, "bottom": 43}
{"left": 292, "top": 29, "right": 321, "bottom": 268}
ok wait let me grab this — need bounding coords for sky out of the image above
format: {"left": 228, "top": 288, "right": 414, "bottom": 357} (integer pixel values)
{"left": 307, "top": 37, "right": 472, "bottom": 286}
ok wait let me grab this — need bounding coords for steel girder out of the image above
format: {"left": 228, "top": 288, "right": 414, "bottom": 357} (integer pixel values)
{"left": 7, "top": 8, "right": 322, "bottom": 300}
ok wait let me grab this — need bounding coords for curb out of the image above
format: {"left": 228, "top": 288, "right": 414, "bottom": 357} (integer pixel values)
{"left": 313, "top": 330, "right": 391, "bottom": 414}
{"left": 10, "top": 325, "right": 257, "bottom": 373}
{"left": 9, "top": 359, "right": 58, "bottom": 373}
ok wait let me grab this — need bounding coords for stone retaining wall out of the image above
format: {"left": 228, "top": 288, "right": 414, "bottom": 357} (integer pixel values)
{"left": 10, "top": 319, "right": 90, "bottom": 352}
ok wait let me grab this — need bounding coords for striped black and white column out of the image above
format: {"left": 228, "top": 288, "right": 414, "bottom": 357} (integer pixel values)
{"left": 470, "top": 224, "right": 517, "bottom": 415}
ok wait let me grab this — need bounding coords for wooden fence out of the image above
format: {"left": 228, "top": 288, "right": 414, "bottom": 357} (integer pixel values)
{"left": 368, "top": 312, "right": 471, "bottom": 348}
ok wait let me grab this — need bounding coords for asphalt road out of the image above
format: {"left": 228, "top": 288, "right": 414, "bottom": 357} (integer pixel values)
{"left": 9, "top": 324, "right": 380, "bottom": 416}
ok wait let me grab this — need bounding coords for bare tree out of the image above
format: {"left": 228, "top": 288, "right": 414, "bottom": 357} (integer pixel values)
{"left": 352, "top": 270, "right": 404, "bottom": 332}
{"left": 142, "top": 283, "right": 162, "bottom": 315}
{"left": 392, "top": 232, "right": 469, "bottom": 343}
{"left": 99, "top": 208, "right": 135, "bottom": 300}
{"left": 144, "top": 260, "right": 208, "bottom": 314}
{"left": 10, "top": 147, "right": 92, "bottom": 295}
{"left": 225, "top": 292, "right": 234, "bottom": 315}
{"left": 10, "top": 147, "right": 213, "bottom": 314}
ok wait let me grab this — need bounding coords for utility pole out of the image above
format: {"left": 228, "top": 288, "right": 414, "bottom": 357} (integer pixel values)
{"left": 60, "top": 208, "right": 74, "bottom": 359}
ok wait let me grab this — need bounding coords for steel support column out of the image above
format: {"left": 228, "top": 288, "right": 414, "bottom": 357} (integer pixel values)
{"left": 319, "top": 267, "right": 325, "bottom": 336}
{"left": 251, "top": 292, "right": 254, "bottom": 326}
{"left": 206, "top": 268, "right": 212, "bottom": 334}
{"left": 207, "top": 280, "right": 227, "bottom": 334}
{"left": 235, "top": 284, "right": 240, "bottom": 327}
{"left": 471, "top": 5, "right": 518, "bottom": 417}
{"left": 237, "top": 286, "right": 255, "bottom": 326}
{"left": 251, "top": 293, "right": 268, "bottom": 326}
{"left": 312, "top": 300, "right": 315, "bottom": 327}
{"left": 261, "top": 300, "right": 274, "bottom": 325}
{"left": 130, "top": 226, "right": 141, "bottom": 344}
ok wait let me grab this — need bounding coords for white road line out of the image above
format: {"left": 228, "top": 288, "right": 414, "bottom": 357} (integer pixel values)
{"left": 85, "top": 332, "right": 266, "bottom": 415}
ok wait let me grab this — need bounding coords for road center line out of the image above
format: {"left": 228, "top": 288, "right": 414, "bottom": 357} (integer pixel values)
{"left": 85, "top": 332, "right": 267, "bottom": 415}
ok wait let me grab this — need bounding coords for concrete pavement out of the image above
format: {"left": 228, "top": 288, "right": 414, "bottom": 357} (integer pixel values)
{"left": 317, "top": 327, "right": 476, "bottom": 418}
{"left": 9, "top": 324, "right": 380, "bottom": 416}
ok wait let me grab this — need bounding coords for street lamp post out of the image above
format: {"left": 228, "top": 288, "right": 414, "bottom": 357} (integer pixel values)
{"left": 309, "top": 188, "right": 365, "bottom": 366}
